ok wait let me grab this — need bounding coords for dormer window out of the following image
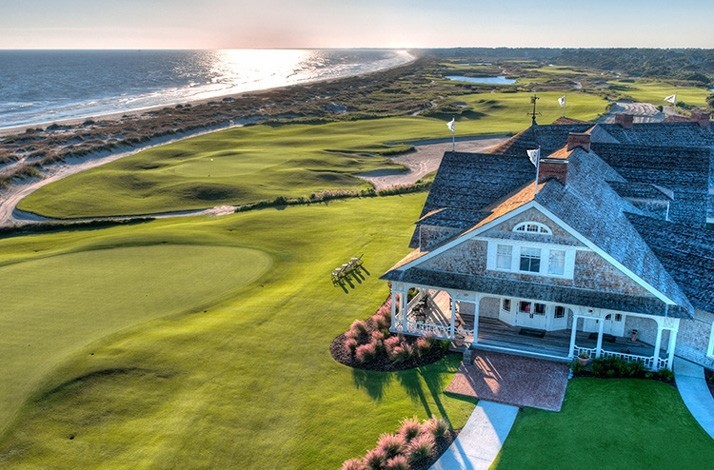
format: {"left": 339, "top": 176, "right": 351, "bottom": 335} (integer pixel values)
{"left": 513, "top": 222, "right": 552, "bottom": 235}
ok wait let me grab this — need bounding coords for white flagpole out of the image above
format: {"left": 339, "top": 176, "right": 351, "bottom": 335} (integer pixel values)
{"left": 534, "top": 146, "right": 541, "bottom": 193}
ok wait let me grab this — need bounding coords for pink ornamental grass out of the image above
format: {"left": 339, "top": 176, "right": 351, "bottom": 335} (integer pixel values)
{"left": 376, "top": 432, "right": 406, "bottom": 458}
{"left": 344, "top": 337, "right": 359, "bottom": 355}
{"left": 406, "top": 433, "right": 436, "bottom": 464}
{"left": 341, "top": 458, "right": 366, "bottom": 470}
{"left": 384, "top": 454, "right": 409, "bottom": 470}
{"left": 398, "top": 417, "right": 422, "bottom": 442}
{"left": 422, "top": 417, "right": 449, "bottom": 439}
{"left": 383, "top": 335, "right": 402, "bottom": 353}
{"left": 355, "top": 342, "right": 378, "bottom": 363}
{"left": 363, "top": 447, "right": 387, "bottom": 470}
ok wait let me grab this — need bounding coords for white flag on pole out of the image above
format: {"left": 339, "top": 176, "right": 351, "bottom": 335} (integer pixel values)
{"left": 527, "top": 148, "right": 541, "bottom": 167}
{"left": 558, "top": 96, "right": 566, "bottom": 107}
{"left": 664, "top": 94, "right": 677, "bottom": 104}
{"left": 447, "top": 118, "right": 455, "bottom": 133}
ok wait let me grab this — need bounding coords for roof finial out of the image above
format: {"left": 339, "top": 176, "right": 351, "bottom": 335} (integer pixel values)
{"left": 529, "top": 93, "right": 541, "bottom": 125}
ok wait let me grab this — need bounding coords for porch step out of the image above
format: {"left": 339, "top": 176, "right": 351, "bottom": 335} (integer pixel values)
{"left": 471, "top": 341, "right": 572, "bottom": 364}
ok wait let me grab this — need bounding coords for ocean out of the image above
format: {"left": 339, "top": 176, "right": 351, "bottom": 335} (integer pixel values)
{"left": 0, "top": 49, "right": 413, "bottom": 129}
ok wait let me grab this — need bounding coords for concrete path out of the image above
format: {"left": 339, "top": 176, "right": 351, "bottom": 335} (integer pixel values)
{"left": 674, "top": 357, "right": 714, "bottom": 440}
{"left": 431, "top": 400, "right": 519, "bottom": 470}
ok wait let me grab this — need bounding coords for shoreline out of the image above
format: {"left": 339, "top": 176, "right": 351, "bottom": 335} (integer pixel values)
{"left": 0, "top": 51, "right": 418, "bottom": 137}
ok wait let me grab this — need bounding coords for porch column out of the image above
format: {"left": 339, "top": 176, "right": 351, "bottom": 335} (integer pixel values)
{"left": 653, "top": 319, "right": 663, "bottom": 368}
{"left": 449, "top": 293, "right": 456, "bottom": 339}
{"left": 595, "top": 316, "right": 605, "bottom": 358}
{"left": 666, "top": 328, "right": 678, "bottom": 370}
{"left": 569, "top": 315, "right": 579, "bottom": 358}
{"left": 401, "top": 287, "right": 409, "bottom": 332}
{"left": 390, "top": 289, "right": 397, "bottom": 332}
{"left": 473, "top": 296, "right": 481, "bottom": 344}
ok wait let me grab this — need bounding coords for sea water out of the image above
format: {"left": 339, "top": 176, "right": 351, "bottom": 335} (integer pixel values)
{"left": 0, "top": 49, "right": 413, "bottom": 129}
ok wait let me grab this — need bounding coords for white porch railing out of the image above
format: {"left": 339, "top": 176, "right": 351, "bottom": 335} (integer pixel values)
{"left": 405, "top": 321, "right": 450, "bottom": 340}
{"left": 573, "top": 345, "right": 667, "bottom": 371}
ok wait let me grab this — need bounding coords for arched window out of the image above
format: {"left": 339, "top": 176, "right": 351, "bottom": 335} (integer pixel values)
{"left": 513, "top": 221, "right": 552, "bottom": 235}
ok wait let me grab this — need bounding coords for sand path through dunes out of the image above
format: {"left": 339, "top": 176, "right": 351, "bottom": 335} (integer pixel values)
{"left": 359, "top": 136, "right": 508, "bottom": 191}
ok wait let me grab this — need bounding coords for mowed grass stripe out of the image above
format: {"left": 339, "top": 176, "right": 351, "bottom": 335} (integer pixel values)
{"left": 0, "top": 245, "right": 271, "bottom": 434}
{"left": 18, "top": 92, "right": 609, "bottom": 219}
{"left": 0, "top": 194, "right": 477, "bottom": 469}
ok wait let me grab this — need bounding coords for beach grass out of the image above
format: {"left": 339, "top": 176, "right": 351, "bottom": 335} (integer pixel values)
{"left": 0, "top": 194, "right": 477, "bottom": 468}
{"left": 495, "top": 378, "right": 714, "bottom": 468}
{"left": 18, "top": 91, "right": 607, "bottom": 219}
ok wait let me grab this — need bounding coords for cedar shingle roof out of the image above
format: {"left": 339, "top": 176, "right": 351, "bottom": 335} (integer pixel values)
{"left": 627, "top": 213, "right": 714, "bottom": 313}
{"left": 393, "top": 120, "right": 714, "bottom": 318}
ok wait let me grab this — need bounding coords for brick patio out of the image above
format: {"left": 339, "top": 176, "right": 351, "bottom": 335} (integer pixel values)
{"left": 445, "top": 350, "right": 570, "bottom": 412}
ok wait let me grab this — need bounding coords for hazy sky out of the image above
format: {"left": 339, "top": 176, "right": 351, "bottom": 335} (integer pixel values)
{"left": 1, "top": 0, "right": 712, "bottom": 49}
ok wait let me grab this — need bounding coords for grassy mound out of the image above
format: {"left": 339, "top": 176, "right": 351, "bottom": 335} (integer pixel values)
{"left": 0, "top": 244, "right": 271, "bottom": 432}
{"left": 0, "top": 194, "right": 478, "bottom": 468}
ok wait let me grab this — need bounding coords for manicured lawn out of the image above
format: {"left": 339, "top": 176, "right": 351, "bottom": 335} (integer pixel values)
{"left": 442, "top": 91, "right": 608, "bottom": 132}
{"left": 19, "top": 90, "right": 608, "bottom": 220}
{"left": 495, "top": 378, "right": 714, "bottom": 469}
{"left": 0, "top": 243, "right": 271, "bottom": 433}
{"left": 607, "top": 80, "right": 709, "bottom": 107}
{"left": 0, "top": 194, "right": 477, "bottom": 468}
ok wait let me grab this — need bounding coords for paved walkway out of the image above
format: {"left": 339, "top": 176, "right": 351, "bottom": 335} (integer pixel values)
{"left": 446, "top": 350, "right": 569, "bottom": 411}
{"left": 674, "top": 357, "right": 714, "bottom": 440}
{"left": 431, "top": 400, "right": 518, "bottom": 470}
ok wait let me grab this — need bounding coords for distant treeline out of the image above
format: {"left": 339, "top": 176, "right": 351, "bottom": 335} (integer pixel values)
{"left": 426, "top": 48, "right": 714, "bottom": 84}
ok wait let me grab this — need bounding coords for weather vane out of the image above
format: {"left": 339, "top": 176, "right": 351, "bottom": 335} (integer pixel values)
{"left": 529, "top": 93, "right": 541, "bottom": 125}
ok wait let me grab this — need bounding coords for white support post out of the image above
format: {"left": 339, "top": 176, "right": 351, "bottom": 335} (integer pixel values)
{"left": 449, "top": 293, "right": 456, "bottom": 340}
{"left": 569, "top": 315, "right": 579, "bottom": 358}
{"left": 595, "top": 317, "right": 605, "bottom": 358}
{"left": 401, "top": 287, "right": 408, "bottom": 332}
{"left": 473, "top": 296, "right": 481, "bottom": 344}
{"left": 653, "top": 320, "right": 663, "bottom": 368}
{"left": 666, "top": 328, "right": 678, "bottom": 370}
{"left": 390, "top": 290, "right": 397, "bottom": 332}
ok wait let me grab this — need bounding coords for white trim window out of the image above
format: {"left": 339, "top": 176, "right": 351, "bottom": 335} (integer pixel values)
{"left": 513, "top": 221, "right": 552, "bottom": 235}
{"left": 708, "top": 323, "right": 714, "bottom": 359}
{"left": 486, "top": 241, "right": 575, "bottom": 279}
{"left": 548, "top": 249, "right": 566, "bottom": 276}
{"left": 496, "top": 244, "right": 513, "bottom": 269}
{"left": 519, "top": 247, "right": 541, "bottom": 273}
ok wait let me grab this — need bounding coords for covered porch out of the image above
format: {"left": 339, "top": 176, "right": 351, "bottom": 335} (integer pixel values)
{"left": 389, "top": 283, "right": 679, "bottom": 370}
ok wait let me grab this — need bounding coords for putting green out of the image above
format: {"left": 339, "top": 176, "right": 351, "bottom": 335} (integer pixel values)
{"left": 0, "top": 244, "right": 271, "bottom": 433}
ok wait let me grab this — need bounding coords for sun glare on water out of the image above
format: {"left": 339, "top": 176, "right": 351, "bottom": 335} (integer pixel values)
{"left": 210, "top": 49, "right": 312, "bottom": 91}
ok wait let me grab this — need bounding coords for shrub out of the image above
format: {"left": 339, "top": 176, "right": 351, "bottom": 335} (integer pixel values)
{"left": 398, "top": 417, "right": 422, "bottom": 443}
{"left": 371, "top": 330, "right": 385, "bottom": 342}
{"left": 376, "top": 433, "right": 405, "bottom": 459}
{"left": 363, "top": 447, "right": 387, "bottom": 470}
{"left": 373, "top": 314, "right": 390, "bottom": 331}
{"left": 355, "top": 343, "right": 378, "bottom": 363}
{"left": 422, "top": 417, "right": 449, "bottom": 440}
{"left": 406, "top": 433, "right": 436, "bottom": 464}
{"left": 388, "top": 344, "right": 414, "bottom": 363}
{"left": 416, "top": 336, "right": 433, "bottom": 356}
{"left": 384, "top": 454, "right": 408, "bottom": 470}
{"left": 341, "top": 458, "right": 366, "bottom": 470}
{"left": 657, "top": 368, "right": 674, "bottom": 382}
{"left": 384, "top": 335, "right": 402, "bottom": 354}
{"left": 344, "top": 337, "right": 359, "bottom": 355}
{"left": 350, "top": 320, "right": 368, "bottom": 334}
